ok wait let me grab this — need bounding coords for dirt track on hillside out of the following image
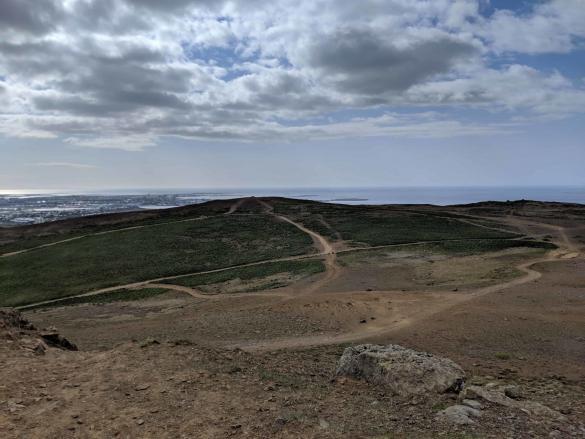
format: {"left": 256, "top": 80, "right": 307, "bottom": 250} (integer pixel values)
{"left": 24, "top": 200, "right": 581, "bottom": 356}
{"left": 9, "top": 201, "right": 585, "bottom": 439}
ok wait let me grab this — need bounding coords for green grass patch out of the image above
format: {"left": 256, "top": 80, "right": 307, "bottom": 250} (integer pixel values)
{"left": 0, "top": 234, "right": 85, "bottom": 255}
{"left": 0, "top": 199, "right": 235, "bottom": 255}
{"left": 339, "top": 239, "right": 555, "bottom": 265}
{"left": 0, "top": 214, "right": 313, "bottom": 307}
{"left": 431, "top": 402, "right": 449, "bottom": 412}
{"left": 28, "top": 287, "right": 170, "bottom": 310}
{"left": 271, "top": 200, "right": 519, "bottom": 246}
{"left": 163, "top": 259, "right": 325, "bottom": 291}
{"left": 419, "top": 239, "right": 556, "bottom": 255}
{"left": 495, "top": 352, "right": 511, "bottom": 360}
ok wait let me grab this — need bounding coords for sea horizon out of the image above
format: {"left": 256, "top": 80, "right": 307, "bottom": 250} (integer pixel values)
{"left": 1, "top": 185, "right": 585, "bottom": 205}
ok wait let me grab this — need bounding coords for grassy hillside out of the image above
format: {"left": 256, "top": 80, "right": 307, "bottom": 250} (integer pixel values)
{"left": 270, "top": 199, "right": 518, "bottom": 246}
{"left": 162, "top": 259, "right": 325, "bottom": 293}
{"left": 27, "top": 287, "right": 173, "bottom": 310}
{"left": 0, "top": 198, "right": 237, "bottom": 254}
{"left": 0, "top": 197, "right": 549, "bottom": 308}
{"left": 0, "top": 213, "right": 313, "bottom": 307}
{"left": 338, "top": 239, "right": 556, "bottom": 265}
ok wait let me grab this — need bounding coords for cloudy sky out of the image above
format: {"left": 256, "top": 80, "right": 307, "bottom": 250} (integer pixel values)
{"left": 1, "top": 0, "right": 584, "bottom": 190}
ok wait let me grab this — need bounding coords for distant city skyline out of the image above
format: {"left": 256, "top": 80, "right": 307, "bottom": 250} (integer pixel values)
{"left": 1, "top": 0, "right": 584, "bottom": 189}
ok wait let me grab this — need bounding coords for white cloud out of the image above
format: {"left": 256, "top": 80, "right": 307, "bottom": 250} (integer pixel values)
{"left": 407, "top": 64, "right": 585, "bottom": 114}
{"left": 0, "top": 0, "right": 583, "bottom": 149}
{"left": 479, "top": 0, "right": 585, "bottom": 54}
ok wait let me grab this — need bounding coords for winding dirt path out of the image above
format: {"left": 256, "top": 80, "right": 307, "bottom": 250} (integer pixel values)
{"left": 226, "top": 198, "right": 248, "bottom": 215}
{"left": 18, "top": 206, "right": 569, "bottom": 312}
{"left": 17, "top": 199, "right": 343, "bottom": 309}
{"left": 17, "top": 202, "right": 580, "bottom": 355}
{"left": 15, "top": 253, "right": 312, "bottom": 310}
{"left": 256, "top": 199, "right": 341, "bottom": 294}
{"left": 235, "top": 216, "right": 580, "bottom": 352}
{"left": 17, "top": 237, "right": 541, "bottom": 310}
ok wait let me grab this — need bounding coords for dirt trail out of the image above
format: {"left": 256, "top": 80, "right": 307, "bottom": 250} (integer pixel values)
{"left": 15, "top": 254, "right": 315, "bottom": 310}
{"left": 18, "top": 207, "right": 565, "bottom": 311}
{"left": 256, "top": 199, "right": 341, "bottom": 294}
{"left": 18, "top": 203, "right": 580, "bottom": 353}
{"left": 0, "top": 216, "right": 206, "bottom": 259}
{"left": 147, "top": 283, "right": 293, "bottom": 301}
{"left": 233, "top": 291, "right": 468, "bottom": 351}
{"left": 225, "top": 198, "right": 248, "bottom": 215}
{"left": 454, "top": 217, "right": 520, "bottom": 236}
{"left": 18, "top": 235, "right": 540, "bottom": 311}
{"left": 147, "top": 283, "right": 211, "bottom": 300}
{"left": 17, "top": 199, "right": 345, "bottom": 310}
{"left": 235, "top": 216, "right": 580, "bottom": 352}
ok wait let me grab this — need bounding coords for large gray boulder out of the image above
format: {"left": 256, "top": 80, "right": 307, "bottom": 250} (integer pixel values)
{"left": 336, "top": 344, "right": 465, "bottom": 396}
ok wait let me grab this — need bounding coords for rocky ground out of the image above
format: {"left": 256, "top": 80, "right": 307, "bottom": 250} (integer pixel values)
{"left": 1, "top": 309, "right": 584, "bottom": 438}
{"left": 2, "top": 200, "right": 584, "bottom": 437}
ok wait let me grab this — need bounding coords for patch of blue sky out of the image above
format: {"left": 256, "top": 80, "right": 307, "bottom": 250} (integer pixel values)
{"left": 219, "top": 69, "right": 248, "bottom": 81}
{"left": 479, "top": 0, "right": 537, "bottom": 17}
{"left": 182, "top": 42, "right": 240, "bottom": 68}
{"left": 488, "top": 50, "right": 585, "bottom": 82}
{"left": 181, "top": 39, "right": 267, "bottom": 81}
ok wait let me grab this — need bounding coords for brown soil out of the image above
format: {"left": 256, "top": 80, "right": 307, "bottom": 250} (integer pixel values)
{"left": 2, "top": 199, "right": 584, "bottom": 438}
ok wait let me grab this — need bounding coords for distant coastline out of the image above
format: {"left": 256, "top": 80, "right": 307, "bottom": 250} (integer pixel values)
{"left": 1, "top": 186, "right": 584, "bottom": 226}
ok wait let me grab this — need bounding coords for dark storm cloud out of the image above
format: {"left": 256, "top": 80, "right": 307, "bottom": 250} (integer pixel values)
{"left": 306, "top": 29, "right": 477, "bottom": 95}
{"left": 0, "top": 0, "right": 64, "bottom": 34}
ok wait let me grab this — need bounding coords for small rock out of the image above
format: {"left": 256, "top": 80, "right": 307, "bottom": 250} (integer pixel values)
{"left": 359, "top": 319, "right": 367, "bottom": 324}
{"left": 40, "top": 332, "right": 78, "bottom": 351}
{"left": 135, "top": 384, "right": 150, "bottom": 391}
{"left": 319, "top": 419, "right": 330, "bottom": 430}
{"left": 504, "top": 385, "right": 523, "bottom": 400}
{"left": 139, "top": 337, "right": 159, "bottom": 348}
{"left": 462, "top": 399, "right": 483, "bottom": 410}
{"left": 33, "top": 341, "right": 47, "bottom": 355}
{"left": 274, "top": 417, "right": 287, "bottom": 427}
{"left": 436, "top": 405, "right": 481, "bottom": 425}
{"left": 468, "top": 385, "right": 565, "bottom": 420}
{"left": 136, "top": 419, "right": 145, "bottom": 426}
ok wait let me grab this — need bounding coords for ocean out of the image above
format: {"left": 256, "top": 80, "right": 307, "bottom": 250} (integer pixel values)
{"left": 1, "top": 186, "right": 584, "bottom": 226}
